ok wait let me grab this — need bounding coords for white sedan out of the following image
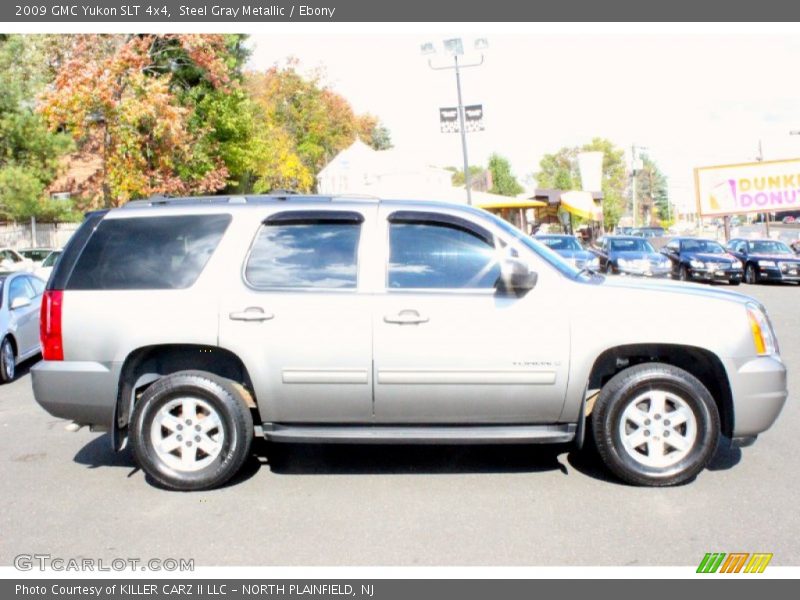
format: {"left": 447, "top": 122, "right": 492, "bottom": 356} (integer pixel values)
{"left": 0, "top": 248, "right": 35, "bottom": 273}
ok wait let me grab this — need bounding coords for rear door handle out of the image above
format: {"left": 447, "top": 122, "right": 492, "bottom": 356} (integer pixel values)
{"left": 229, "top": 307, "right": 274, "bottom": 322}
{"left": 384, "top": 310, "right": 429, "bottom": 325}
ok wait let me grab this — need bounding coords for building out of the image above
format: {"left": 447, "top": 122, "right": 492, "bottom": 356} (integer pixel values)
{"left": 317, "top": 139, "right": 514, "bottom": 206}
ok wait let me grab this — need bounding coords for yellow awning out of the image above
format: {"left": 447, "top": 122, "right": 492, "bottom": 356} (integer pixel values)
{"left": 476, "top": 198, "right": 548, "bottom": 210}
{"left": 560, "top": 191, "right": 602, "bottom": 220}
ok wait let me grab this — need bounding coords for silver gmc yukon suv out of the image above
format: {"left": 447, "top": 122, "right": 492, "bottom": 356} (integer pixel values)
{"left": 32, "top": 195, "right": 788, "bottom": 490}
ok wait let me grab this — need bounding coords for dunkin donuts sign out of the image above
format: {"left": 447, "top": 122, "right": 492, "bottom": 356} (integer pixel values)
{"left": 694, "top": 158, "right": 800, "bottom": 217}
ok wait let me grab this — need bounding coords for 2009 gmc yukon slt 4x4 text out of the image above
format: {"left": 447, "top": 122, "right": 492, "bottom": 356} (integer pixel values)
{"left": 31, "top": 195, "right": 788, "bottom": 490}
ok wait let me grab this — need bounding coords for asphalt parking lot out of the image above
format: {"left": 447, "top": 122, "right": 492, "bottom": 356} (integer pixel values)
{"left": 1, "top": 283, "right": 798, "bottom": 567}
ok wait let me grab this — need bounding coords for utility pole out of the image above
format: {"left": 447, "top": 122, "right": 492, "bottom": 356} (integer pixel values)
{"left": 756, "top": 139, "right": 770, "bottom": 236}
{"left": 631, "top": 144, "right": 646, "bottom": 227}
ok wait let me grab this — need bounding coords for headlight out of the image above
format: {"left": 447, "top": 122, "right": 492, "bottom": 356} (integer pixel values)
{"left": 746, "top": 303, "right": 779, "bottom": 356}
{"left": 588, "top": 257, "right": 600, "bottom": 269}
{"left": 732, "top": 260, "right": 742, "bottom": 268}
{"left": 618, "top": 258, "right": 631, "bottom": 266}
{"left": 758, "top": 260, "right": 776, "bottom": 267}
{"left": 690, "top": 259, "right": 705, "bottom": 268}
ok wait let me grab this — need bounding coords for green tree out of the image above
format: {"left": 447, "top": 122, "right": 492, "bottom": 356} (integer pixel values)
{"left": 0, "top": 35, "right": 75, "bottom": 221}
{"left": 534, "top": 137, "right": 627, "bottom": 228}
{"left": 636, "top": 154, "right": 670, "bottom": 223}
{"left": 487, "top": 153, "right": 524, "bottom": 197}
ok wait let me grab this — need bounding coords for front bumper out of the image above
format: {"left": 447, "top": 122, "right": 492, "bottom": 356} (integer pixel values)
{"left": 31, "top": 360, "right": 122, "bottom": 428}
{"left": 616, "top": 265, "right": 672, "bottom": 278}
{"left": 690, "top": 267, "right": 743, "bottom": 282}
{"left": 723, "top": 355, "right": 788, "bottom": 438}
{"left": 756, "top": 265, "right": 800, "bottom": 282}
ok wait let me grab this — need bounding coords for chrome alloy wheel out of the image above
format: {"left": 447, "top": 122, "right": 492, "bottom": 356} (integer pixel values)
{"left": 150, "top": 396, "right": 225, "bottom": 472}
{"left": 618, "top": 389, "right": 698, "bottom": 469}
{"left": 1, "top": 340, "right": 15, "bottom": 381}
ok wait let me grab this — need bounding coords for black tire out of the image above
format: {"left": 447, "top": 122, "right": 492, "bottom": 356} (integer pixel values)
{"left": 130, "top": 370, "right": 254, "bottom": 491}
{"left": 745, "top": 264, "right": 757, "bottom": 285}
{"left": 678, "top": 265, "right": 689, "bottom": 281}
{"left": 591, "top": 362, "right": 720, "bottom": 486}
{"left": 0, "top": 337, "right": 15, "bottom": 384}
{"left": 729, "top": 279, "right": 740, "bottom": 286}
{"left": 605, "top": 262, "right": 614, "bottom": 274}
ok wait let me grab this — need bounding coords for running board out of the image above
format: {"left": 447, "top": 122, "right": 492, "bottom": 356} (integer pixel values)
{"left": 261, "top": 423, "right": 576, "bottom": 444}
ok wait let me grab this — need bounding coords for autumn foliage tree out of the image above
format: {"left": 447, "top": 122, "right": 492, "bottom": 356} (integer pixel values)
{"left": 246, "top": 63, "right": 392, "bottom": 191}
{"left": 39, "top": 35, "right": 236, "bottom": 207}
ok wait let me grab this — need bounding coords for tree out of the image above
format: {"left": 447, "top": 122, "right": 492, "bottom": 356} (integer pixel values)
{"left": 447, "top": 165, "right": 485, "bottom": 187}
{"left": 247, "top": 63, "right": 393, "bottom": 188}
{"left": 635, "top": 154, "right": 670, "bottom": 224}
{"left": 356, "top": 115, "right": 393, "bottom": 150}
{"left": 487, "top": 153, "right": 524, "bottom": 197}
{"left": 39, "top": 35, "right": 237, "bottom": 208}
{"left": 534, "top": 138, "right": 627, "bottom": 228}
{"left": 0, "top": 35, "right": 75, "bottom": 221}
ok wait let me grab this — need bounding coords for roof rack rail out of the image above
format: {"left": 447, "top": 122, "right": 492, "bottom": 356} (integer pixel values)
{"left": 122, "top": 193, "right": 384, "bottom": 208}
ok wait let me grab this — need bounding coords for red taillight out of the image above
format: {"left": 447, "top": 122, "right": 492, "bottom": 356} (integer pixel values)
{"left": 41, "top": 290, "right": 64, "bottom": 361}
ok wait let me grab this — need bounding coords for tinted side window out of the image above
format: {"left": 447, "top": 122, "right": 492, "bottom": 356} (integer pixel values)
{"left": 245, "top": 221, "right": 361, "bottom": 289}
{"left": 388, "top": 222, "right": 500, "bottom": 289}
{"left": 67, "top": 215, "right": 231, "bottom": 290}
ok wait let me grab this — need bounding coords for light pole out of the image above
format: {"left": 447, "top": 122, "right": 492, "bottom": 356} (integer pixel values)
{"left": 422, "top": 38, "right": 487, "bottom": 205}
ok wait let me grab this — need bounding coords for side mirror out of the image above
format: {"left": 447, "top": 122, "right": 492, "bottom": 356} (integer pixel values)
{"left": 10, "top": 296, "right": 31, "bottom": 310}
{"left": 497, "top": 258, "right": 538, "bottom": 295}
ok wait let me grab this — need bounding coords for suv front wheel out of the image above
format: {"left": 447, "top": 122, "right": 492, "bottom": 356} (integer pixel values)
{"left": 592, "top": 363, "right": 720, "bottom": 486}
{"left": 130, "top": 371, "right": 254, "bottom": 491}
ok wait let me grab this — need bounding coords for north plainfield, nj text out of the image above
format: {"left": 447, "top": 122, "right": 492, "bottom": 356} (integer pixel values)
{"left": 179, "top": 4, "right": 337, "bottom": 18}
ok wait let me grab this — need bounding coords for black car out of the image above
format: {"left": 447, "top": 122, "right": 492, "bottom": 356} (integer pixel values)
{"left": 593, "top": 235, "right": 672, "bottom": 277}
{"left": 534, "top": 234, "right": 599, "bottom": 271}
{"left": 727, "top": 238, "right": 800, "bottom": 284}
{"left": 661, "top": 237, "right": 743, "bottom": 285}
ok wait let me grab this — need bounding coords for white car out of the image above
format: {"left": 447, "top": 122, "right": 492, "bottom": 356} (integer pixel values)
{"left": 1, "top": 272, "right": 45, "bottom": 382}
{"left": 0, "top": 248, "right": 35, "bottom": 273}
{"left": 34, "top": 250, "right": 62, "bottom": 283}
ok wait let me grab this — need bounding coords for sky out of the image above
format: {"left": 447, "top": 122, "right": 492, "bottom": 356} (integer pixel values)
{"left": 248, "top": 32, "right": 800, "bottom": 212}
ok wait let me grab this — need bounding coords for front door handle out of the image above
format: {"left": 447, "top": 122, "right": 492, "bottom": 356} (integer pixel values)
{"left": 384, "top": 310, "right": 429, "bottom": 325}
{"left": 229, "top": 307, "right": 274, "bottom": 322}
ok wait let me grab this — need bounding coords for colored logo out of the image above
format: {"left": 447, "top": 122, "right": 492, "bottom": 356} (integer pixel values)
{"left": 696, "top": 552, "right": 773, "bottom": 573}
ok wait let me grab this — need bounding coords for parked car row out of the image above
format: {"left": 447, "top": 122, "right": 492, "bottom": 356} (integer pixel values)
{"left": 536, "top": 232, "right": 800, "bottom": 287}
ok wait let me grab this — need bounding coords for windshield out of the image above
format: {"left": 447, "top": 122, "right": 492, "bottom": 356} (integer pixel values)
{"left": 537, "top": 236, "right": 583, "bottom": 251}
{"left": 481, "top": 212, "right": 584, "bottom": 279}
{"left": 609, "top": 238, "right": 656, "bottom": 253}
{"left": 748, "top": 240, "right": 792, "bottom": 254}
{"left": 682, "top": 239, "right": 725, "bottom": 254}
{"left": 42, "top": 251, "right": 61, "bottom": 268}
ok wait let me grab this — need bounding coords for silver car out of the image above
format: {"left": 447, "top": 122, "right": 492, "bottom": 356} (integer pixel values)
{"left": 31, "top": 196, "right": 788, "bottom": 490}
{"left": 1, "top": 272, "right": 45, "bottom": 383}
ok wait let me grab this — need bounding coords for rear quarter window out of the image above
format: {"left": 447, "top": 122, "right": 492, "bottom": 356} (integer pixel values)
{"left": 66, "top": 214, "right": 231, "bottom": 290}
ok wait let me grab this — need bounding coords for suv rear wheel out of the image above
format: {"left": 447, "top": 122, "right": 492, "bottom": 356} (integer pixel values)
{"left": 592, "top": 363, "right": 719, "bottom": 486}
{"left": 130, "top": 371, "right": 254, "bottom": 491}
